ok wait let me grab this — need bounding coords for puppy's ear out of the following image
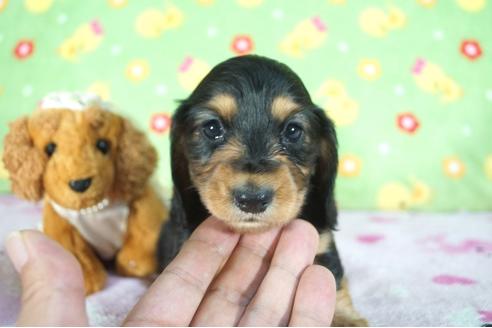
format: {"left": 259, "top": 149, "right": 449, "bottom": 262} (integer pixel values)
{"left": 158, "top": 102, "right": 210, "bottom": 270}
{"left": 113, "top": 118, "right": 157, "bottom": 202}
{"left": 301, "top": 106, "right": 339, "bottom": 230}
{"left": 170, "top": 103, "right": 209, "bottom": 231}
{"left": 2, "top": 117, "right": 46, "bottom": 201}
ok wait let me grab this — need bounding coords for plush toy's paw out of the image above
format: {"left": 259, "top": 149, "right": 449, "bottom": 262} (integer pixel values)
{"left": 83, "top": 264, "right": 107, "bottom": 295}
{"left": 332, "top": 313, "right": 369, "bottom": 327}
{"left": 116, "top": 247, "right": 156, "bottom": 277}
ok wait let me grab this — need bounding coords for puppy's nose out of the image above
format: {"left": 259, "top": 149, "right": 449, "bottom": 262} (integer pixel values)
{"left": 233, "top": 186, "right": 273, "bottom": 214}
{"left": 69, "top": 178, "right": 92, "bottom": 193}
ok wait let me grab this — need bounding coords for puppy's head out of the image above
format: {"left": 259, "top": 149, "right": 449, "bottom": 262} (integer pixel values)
{"left": 172, "top": 55, "right": 338, "bottom": 232}
{"left": 3, "top": 97, "right": 156, "bottom": 210}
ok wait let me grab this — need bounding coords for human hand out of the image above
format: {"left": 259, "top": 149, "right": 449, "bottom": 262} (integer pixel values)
{"left": 5, "top": 217, "right": 336, "bottom": 326}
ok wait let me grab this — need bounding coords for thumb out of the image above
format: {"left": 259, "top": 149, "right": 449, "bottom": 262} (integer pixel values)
{"left": 5, "top": 230, "right": 88, "bottom": 326}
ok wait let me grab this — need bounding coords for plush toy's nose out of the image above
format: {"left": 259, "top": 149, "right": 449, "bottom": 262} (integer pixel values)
{"left": 233, "top": 185, "right": 273, "bottom": 214}
{"left": 69, "top": 178, "right": 92, "bottom": 193}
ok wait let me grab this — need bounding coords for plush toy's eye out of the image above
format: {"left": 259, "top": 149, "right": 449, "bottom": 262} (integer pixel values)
{"left": 45, "top": 142, "right": 56, "bottom": 157}
{"left": 202, "top": 119, "right": 225, "bottom": 141}
{"left": 283, "top": 123, "right": 303, "bottom": 143}
{"left": 96, "top": 139, "right": 111, "bottom": 154}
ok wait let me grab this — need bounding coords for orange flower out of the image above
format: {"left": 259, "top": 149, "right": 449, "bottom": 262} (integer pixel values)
{"left": 125, "top": 59, "right": 150, "bottom": 82}
{"left": 14, "top": 40, "right": 34, "bottom": 60}
{"left": 397, "top": 112, "right": 420, "bottom": 134}
{"left": 150, "top": 113, "right": 172, "bottom": 134}
{"left": 460, "top": 40, "right": 482, "bottom": 61}
{"left": 358, "top": 59, "right": 381, "bottom": 80}
{"left": 339, "top": 155, "right": 362, "bottom": 177}
{"left": 231, "top": 35, "right": 254, "bottom": 55}
{"left": 443, "top": 157, "right": 465, "bottom": 178}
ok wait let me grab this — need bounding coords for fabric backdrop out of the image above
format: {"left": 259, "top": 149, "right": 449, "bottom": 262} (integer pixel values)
{"left": 0, "top": 0, "right": 491, "bottom": 211}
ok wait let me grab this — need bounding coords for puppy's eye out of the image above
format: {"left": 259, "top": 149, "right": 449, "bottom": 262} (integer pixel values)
{"left": 96, "top": 139, "right": 111, "bottom": 154}
{"left": 283, "top": 123, "right": 303, "bottom": 142}
{"left": 202, "top": 119, "right": 225, "bottom": 141}
{"left": 45, "top": 142, "right": 56, "bottom": 157}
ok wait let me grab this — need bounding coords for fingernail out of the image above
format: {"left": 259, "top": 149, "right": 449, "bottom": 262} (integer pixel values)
{"left": 5, "top": 231, "right": 29, "bottom": 273}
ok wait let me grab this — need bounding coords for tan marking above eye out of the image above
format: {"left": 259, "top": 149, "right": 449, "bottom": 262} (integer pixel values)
{"left": 271, "top": 96, "right": 300, "bottom": 121}
{"left": 206, "top": 93, "right": 237, "bottom": 120}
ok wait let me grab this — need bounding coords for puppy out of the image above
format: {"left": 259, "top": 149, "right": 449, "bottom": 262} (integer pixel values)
{"left": 3, "top": 92, "right": 167, "bottom": 294}
{"left": 157, "top": 55, "right": 367, "bottom": 326}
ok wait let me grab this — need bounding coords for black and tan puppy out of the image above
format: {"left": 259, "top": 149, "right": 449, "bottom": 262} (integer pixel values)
{"left": 157, "top": 55, "right": 367, "bottom": 326}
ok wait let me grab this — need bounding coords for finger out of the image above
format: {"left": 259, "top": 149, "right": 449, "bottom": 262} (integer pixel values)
{"left": 124, "top": 217, "right": 240, "bottom": 326}
{"left": 5, "top": 230, "right": 88, "bottom": 326}
{"left": 289, "top": 265, "right": 336, "bottom": 326}
{"left": 191, "top": 225, "right": 282, "bottom": 326}
{"left": 239, "top": 219, "right": 319, "bottom": 326}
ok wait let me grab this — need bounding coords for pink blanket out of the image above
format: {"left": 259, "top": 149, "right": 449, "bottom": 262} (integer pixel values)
{"left": 0, "top": 195, "right": 491, "bottom": 326}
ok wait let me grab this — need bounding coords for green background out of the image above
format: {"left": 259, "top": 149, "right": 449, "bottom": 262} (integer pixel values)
{"left": 1, "top": 0, "right": 491, "bottom": 211}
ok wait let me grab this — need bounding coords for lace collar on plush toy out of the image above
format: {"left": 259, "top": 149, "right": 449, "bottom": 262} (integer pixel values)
{"left": 48, "top": 198, "right": 111, "bottom": 217}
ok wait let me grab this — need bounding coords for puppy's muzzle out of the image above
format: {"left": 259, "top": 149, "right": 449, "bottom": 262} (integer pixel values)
{"left": 69, "top": 177, "right": 92, "bottom": 193}
{"left": 233, "top": 184, "right": 273, "bottom": 214}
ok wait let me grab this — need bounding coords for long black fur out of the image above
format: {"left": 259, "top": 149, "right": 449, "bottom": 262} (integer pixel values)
{"left": 157, "top": 55, "right": 343, "bottom": 287}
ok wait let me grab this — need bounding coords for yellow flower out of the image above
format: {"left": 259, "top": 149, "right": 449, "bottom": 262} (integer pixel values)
{"left": 107, "top": 0, "right": 127, "bottom": 9}
{"left": 87, "top": 81, "right": 111, "bottom": 101}
{"left": 378, "top": 182, "right": 412, "bottom": 210}
{"left": 358, "top": 59, "right": 381, "bottom": 80}
{"left": 456, "top": 0, "right": 486, "bottom": 12}
{"left": 416, "top": 0, "right": 437, "bottom": 8}
{"left": 135, "top": 6, "right": 183, "bottom": 38}
{"left": 387, "top": 6, "right": 406, "bottom": 28}
{"left": 136, "top": 9, "right": 167, "bottom": 38}
{"left": 24, "top": 0, "right": 53, "bottom": 13}
{"left": 196, "top": 0, "right": 215, "bottom": 5}
{"left": 126, "top": 59, "right": 150, "bottom": 82}
{"left": 328, "top": 0, "right": 346, "bottom": 5}
{"left": 484, "top": 155, "right": 492, "bottom": 180}
{"left": 177, "top": 57, "right": 210, "bottom": 91}
{"left": 443, "top": 157, "right": 466, "bottom": 178}
{"left": 280, "top": 17, "right": 327, "bottom": 58}
{"left": 316, "top": 80, "right": 347, "bottom": 99}
{"left": 58, "top": 21, "right": 104, "bottom": 61}
{"left": 236, "top": 0, "right": 263, "bottom": 8}
{"left": 410, "top": 179, "right": 432, "bottom": 205}
{"left": 317, "top": 80, "right": 359, "bottom": 126}
{"left": 0, "top": 0, "right": 9, "bottom": 12}
{"left": 162, "top": 6, "right": 184, "bottom": 29}
{"left": 339, "top": 155, "right": 362, "bottom": 177}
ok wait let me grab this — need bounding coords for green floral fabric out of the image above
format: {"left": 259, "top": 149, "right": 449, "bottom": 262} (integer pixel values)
{"left": 1, "top": 0, "right": 491, "bottom": 211}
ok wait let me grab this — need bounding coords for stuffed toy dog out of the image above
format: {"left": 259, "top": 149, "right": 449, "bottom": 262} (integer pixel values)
{"left": 3, "top": 92, "right": 167, "bottom": 294}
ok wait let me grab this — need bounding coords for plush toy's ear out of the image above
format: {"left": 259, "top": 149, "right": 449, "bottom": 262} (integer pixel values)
{"left": 113, "top": 118, "right": 157, "bottom": 202}
{"left": 2, "top": 117, "right": 46, "bottom": 201}
{"left": 300, "top": 106, "right": 339, "bottom": 231}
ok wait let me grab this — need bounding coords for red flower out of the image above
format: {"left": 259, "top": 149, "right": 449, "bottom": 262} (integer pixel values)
{"left": 13, "top": 39, "right": 34, "bottom": 60}
{"left": 231, "top": 35, "right": 254, "bottom": 55}
{"left": 397, "top": 112, "right": 420, "bottom": 134}
{"left": 150, "top": 113, "right": 171, "bottom": 134}
{"left": 460, "top": 40, "right": 482, "bottom": 60}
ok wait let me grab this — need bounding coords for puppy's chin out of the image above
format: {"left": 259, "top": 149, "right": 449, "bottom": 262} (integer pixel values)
{"left": 220, "top": 217, "right": 284, "bottom": 233}
{"left": 208, "top": 207, "right": 299, "bottom": 233}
